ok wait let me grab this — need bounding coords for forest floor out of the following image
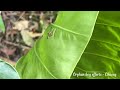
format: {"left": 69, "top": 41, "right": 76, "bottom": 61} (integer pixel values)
{"left": 0, "top": 11, "right": 58, "bottom": 65}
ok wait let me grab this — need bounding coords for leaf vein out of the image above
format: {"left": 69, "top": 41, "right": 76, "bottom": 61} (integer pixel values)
{"left": 91, "top": 38, "right": 120, "bottom": 49}
{"left": 51, "top": 23, "right": 88, "bottom": 37}
{"left": 34, "top": 41, "right": 58, "bottom": 79}
{"left": 84, "top": 52, "right": 120, "bottom": 63}
{"left": 96, "top": 22, "right": 120, "bottom": 28}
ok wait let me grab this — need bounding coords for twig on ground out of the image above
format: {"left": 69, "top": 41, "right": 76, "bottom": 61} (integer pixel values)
{"left": 17, "top": 11, "right": 26, "bottom": 21}
{"left": 3, "top": 40, "right": 31, "bottom": 50}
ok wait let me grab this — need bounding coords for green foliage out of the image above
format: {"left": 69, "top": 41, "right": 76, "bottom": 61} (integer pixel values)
{"left": 0, "top": 15, "right": 5, "bottom": 33}
{"left": 0, "top": 59, "right": 20, "bottom": 79}
{"left": 14, "top": 11, "right": 120, "bottom": 79}
{"left": 72, "top": 11, "right": 120, "bottom": 79}
{"left": 16, "top": 11, "right": 99, "bottom": 79}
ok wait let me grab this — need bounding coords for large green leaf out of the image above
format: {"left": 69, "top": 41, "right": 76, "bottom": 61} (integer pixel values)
{"left": 0, "top": 59, "right": 20, "bottom": 79}
{"left": 16, "top": 11, "right": 99, "bottom": 79}
{"left": 72, "top": 11, "right": 120, "bottom": 79}
{"left": 0, "top": 15, "right": 5, "bottom": 33}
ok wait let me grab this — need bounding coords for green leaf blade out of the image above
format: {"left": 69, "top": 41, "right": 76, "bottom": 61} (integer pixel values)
{"left": 0, "top": 15, "right": 5, "bottom": 33}
{"left": 0, "top": 59, "right": 20, "bottom": 79}
{"left": 72, "top": 11, "right": 120, "bottom": 79}
{"left": 16, "top": 11, "right": 99, "bottom": 79}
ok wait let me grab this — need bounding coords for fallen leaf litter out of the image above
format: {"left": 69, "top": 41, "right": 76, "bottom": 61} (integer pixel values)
{"left": 0, "top": 11, "right": 58, "bottom": 65}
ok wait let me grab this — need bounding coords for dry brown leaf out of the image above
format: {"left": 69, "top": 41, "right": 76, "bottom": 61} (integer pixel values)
{"left": 13, "top": 20, "right": 29, "bottom": 31}
{"left": 26, "top": 31, "right": 42, "bottom": 38}
{"left": 20, "top": 30, "right": 34, "bottom": 46}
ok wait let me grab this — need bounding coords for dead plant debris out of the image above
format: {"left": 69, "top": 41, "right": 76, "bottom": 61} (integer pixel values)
{"left": 0, "top": 11, "right": 58, "bottom": 65}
